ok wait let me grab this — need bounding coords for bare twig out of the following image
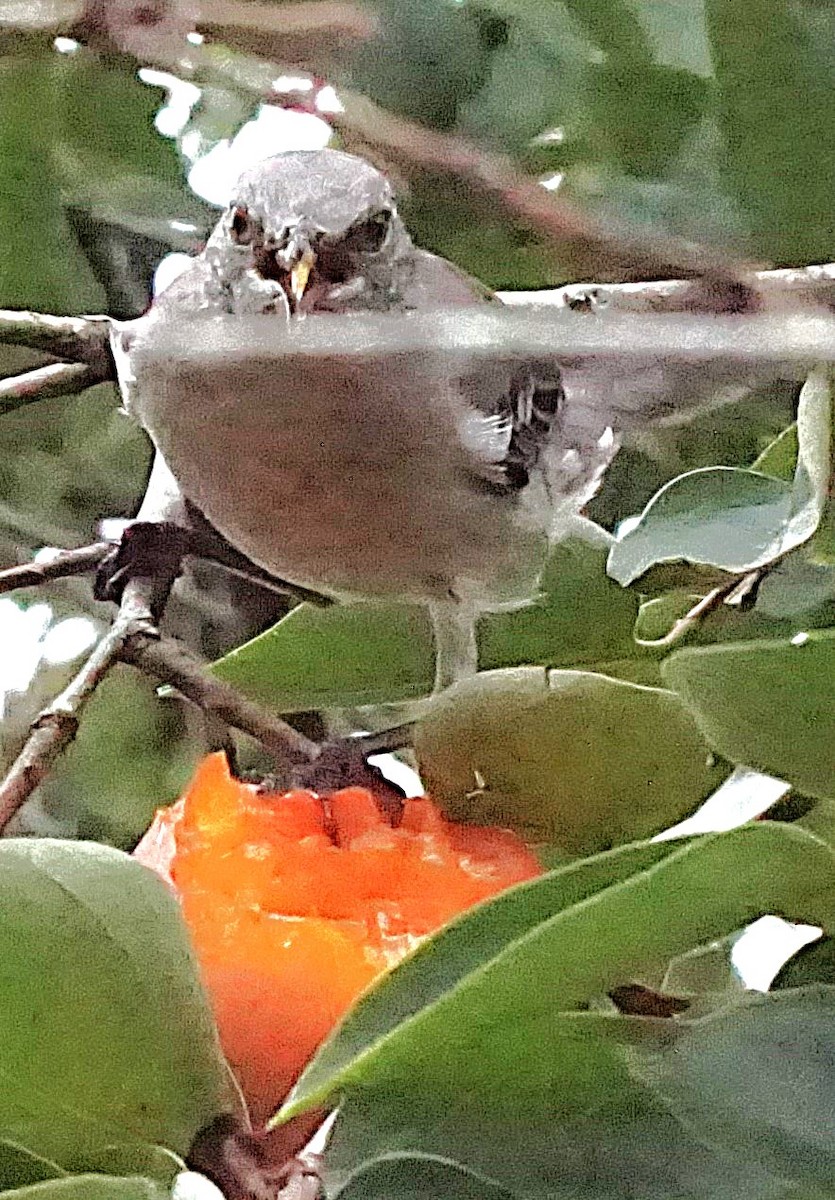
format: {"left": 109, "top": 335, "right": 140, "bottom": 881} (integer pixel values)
{"left": 197, "top": 0, "right": 375, "bottom": 70}
{"left": 334, "top": 93, "right": 755, "bottom": 285}
{"left": 0, "top": 310, "right": 114, "bottom": 373}
{"left": 0, "top": 569, "right": 320, "bottom": 829}
{"left": 636, "top": 569, "right": 768, "bottom": 651}
{"left": 0, "top": 543, "right": 110, "bottom": 595}
{"left": 0, "top": 362, "right": 100, "bottom": 411}
{"left": 499, "top": 261, "right": 835, "bottom": 312}
{"left": 120, "top": 634, "right": 319, "bottom": 766}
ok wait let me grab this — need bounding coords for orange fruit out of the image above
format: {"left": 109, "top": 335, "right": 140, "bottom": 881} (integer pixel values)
{"left": 134, "top": 752, "right": 541, "bottom": 1122}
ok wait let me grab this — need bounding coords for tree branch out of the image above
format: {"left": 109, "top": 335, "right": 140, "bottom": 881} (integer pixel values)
{"left": 334, "top": 93, "right": 753, "bottom": 285}
{"left": 0, "top": 573, "right": 320, "bottom": 831}
{"left": 120, "top": 633, "right": 320, "bottom": 767}
{"left": 0, "top": 543, "right": 110, "bottom": 595}
{"left": 197, "top": 0, "right": 375, "bottom": 71}
{"left": 0, "top": 581, "right": 156, "bottom": 831}
{"left": 0, "top": 362, "right": 101, "bottom": 412}
{"left": 499, "top": 261, "right": 835, "bottom": 312}
{"left": 0, "top": 310, "right": 114, "bottom": 373}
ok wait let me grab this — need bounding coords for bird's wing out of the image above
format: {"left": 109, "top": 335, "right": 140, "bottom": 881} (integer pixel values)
{"left": 403, "top": 250, "right": 567, "bottom": 493}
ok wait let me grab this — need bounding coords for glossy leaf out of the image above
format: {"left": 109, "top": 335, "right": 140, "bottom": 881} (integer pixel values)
{"left": 210, "top": 530, "right": 639, "bottom": 712}
{"left": 662, "top": 630, "right": 835, "bottom": 800}
{"left": 608, "top": 467, "right": 795, "bottom": 585}
{"left": 610, "top": 369, "right": 832, "bottom": 586}
{"left": 772, "top": 937, "right": 835, "bottom": 991}
{"left": 282, "top": 824, "right": 834, "bottom": 1196}
{"left": 0, "top": 840, "right": 239, "bottom": 1172}
{"left": 752, "top": 423, "right": 798, "bottom": 482}
{"left": 324, "top": 1086, "right": 796, "bottom": 1200}
{"left": 0, "top": 1141, "right": 66, "bottom": 1192}
{"left": 414, "top": 667, "right": 720, "bottom": 852}
{"left": 281, "top": 821, "right": 835, "bottom": 1121}
{"left": 629, "top": 987, "right": 835, "bottom": 1189}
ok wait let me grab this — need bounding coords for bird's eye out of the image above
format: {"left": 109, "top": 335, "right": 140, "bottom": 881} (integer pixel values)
{"left": 229, "top": 204, "right": 255, "bottom": 245}
{"left": 342, "top": 209, "right": 392, "bottom": 254}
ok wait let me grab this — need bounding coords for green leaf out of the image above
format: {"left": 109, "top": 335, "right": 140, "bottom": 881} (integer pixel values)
{"left": 0, "top": 1140, "right": 66, "bottom": 1192}
{"left": 754, "top": 557, "right": 835, "bottom": 621}
{"left": 414, "top": 667, "right": 721, "bottom": 853}
{"left": 772, "top": 937, "right": 835, "bottom": 990}
{"left": 281, "top": 821, "right": 835, "bottom": 1123}
{"left": 661, "top": 629, "right": 835, "bottom": 800}
{"left": 210, "top": 530, "right": 639, "bottom": 712}
{"left": 324, "top": 1090, "right": 795, "bottom": 1200}
{"left": 213, "top": 601, "right": 435, "bottom": 710}
{"left": 0, "top": 1176, "right": 169, "bottom": 1200}
{"left": 332, "top": 1154, "right": 515, "bottom": 1200}
{"left": 628, "top": 987, "right": 835, "bottom": 1189}
{"left": 479, "top": 525, "right": 640, "bottom": 672}
{"left": 608, "top": 467, "right": 795, "bottom": 585}
{"left": 0, "top": 840, "right": 240, "bottom": 1172}
{"left": 752, "top": 423, "right": 798, "bottom": 482}
{"left": 612, "top": 369, "right": 832, "bottom": 588}
{"left": 706, "top": 0, "right": 835, "bottom": 262}
{"left": 284, "top": 824, "right": 833, "bottom": 1197}
{"left": 0, "top": 55, "right": 103, "bottom": 311}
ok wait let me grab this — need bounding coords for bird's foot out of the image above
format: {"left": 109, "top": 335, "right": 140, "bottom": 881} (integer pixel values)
{"left": 94, "top": 520, "right": 192, "bottom": 615}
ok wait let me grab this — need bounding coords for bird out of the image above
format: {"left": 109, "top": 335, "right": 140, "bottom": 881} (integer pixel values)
{"left": 103, "top": 148, "right": 721, "bottom": 692}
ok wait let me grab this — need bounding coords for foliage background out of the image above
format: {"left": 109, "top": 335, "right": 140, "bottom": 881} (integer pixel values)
{"left": 2, "top": 0, "right": 831, "bottom": 845}
{"left": 0, "top": 3, "right": 834, "bottom": 1200}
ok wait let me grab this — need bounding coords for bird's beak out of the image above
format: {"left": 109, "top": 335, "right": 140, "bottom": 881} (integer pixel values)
{"left": 290, "top": 246, "right": 316, "bottom": 305}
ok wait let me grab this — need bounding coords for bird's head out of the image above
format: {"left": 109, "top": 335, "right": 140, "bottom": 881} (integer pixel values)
{"left": 207, "top": 149, "right": 414, "bottom": 314}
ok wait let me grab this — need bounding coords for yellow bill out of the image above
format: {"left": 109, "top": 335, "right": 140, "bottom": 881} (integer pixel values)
{"left": 290, "top": 248, "right": 316, "bottom": 305}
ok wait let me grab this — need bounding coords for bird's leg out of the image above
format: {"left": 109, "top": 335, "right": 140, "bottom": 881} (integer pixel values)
{"left": 428, "top": 598, "right": 479, "bottom": 692}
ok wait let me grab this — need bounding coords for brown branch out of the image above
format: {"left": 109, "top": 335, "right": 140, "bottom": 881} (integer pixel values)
{"left": 0, "top": 362, "right": 100, "bottom": 412}
{"left": 499, "top": 260, "right": 835, "bottom": 312}
{"left": 120, "top": 634, "right": 319, "bottom": 766}
{"left": 197, "top": 0, "right": 375, "bottom": 71}
{"left": 0, "top": 310, "right": 114, "bottom": 373}
{"left": 334, "top": 93, "right": 756, "bottom": 285}
{"left": 0, "top": 543, "right": 110, "bottom": 595}
{"left": 0, "top": 573, "right": 320, "bottom": 830}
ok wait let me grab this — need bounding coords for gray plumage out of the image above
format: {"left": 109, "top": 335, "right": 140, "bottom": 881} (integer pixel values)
{"left": 108, "top": 149, "right": 709, "bottom": 688}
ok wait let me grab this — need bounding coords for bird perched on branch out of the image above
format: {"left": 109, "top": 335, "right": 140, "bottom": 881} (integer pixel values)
{"left": 104, "top": 148, "right": 766, "bottom": 692}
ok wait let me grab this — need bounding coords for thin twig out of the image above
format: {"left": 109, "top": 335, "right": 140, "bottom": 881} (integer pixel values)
{"left": 0, "top": 571, "right": 320, "bottom": 829}
{"left": 636, "top": 572, "right": 762, "bottom": 651}
{"left": 334, "top": 93, "right": 754, "bottom": 285}
{"left": 499, "top": 261, "right": 835, "bottom": 311}
{"left": 0, "top": 543, "right": 110, "bottom": 595}
{"left": 120, "top": 633, "right": 320, "bottom": 766}
{"left": 197, "top": 0, "right": 375, "bottom": 70}
{"left": 0, "top": 362, "right": 100, "bottom": 412}
{"left": 0, "top": 310, "right": 113, "bottom": 372}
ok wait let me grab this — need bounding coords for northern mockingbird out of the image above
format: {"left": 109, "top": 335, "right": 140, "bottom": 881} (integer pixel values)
{"left": 105, "top": 149, "right": 785, "bottom": 692}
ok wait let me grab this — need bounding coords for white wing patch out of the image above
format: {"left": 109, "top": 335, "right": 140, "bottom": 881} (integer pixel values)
{"left": 457, "top": 406, "right": 513, "bottom": 466}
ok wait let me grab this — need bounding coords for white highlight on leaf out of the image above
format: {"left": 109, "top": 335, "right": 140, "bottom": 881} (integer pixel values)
{"left": 171, "top": 1172, "right": 226, "bottom": 1200}
{"left": 732, "top": 915, "right": 821, "bottom": 992}
{"left": 653, "top": 766, "right": 791, "bottom": 841}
